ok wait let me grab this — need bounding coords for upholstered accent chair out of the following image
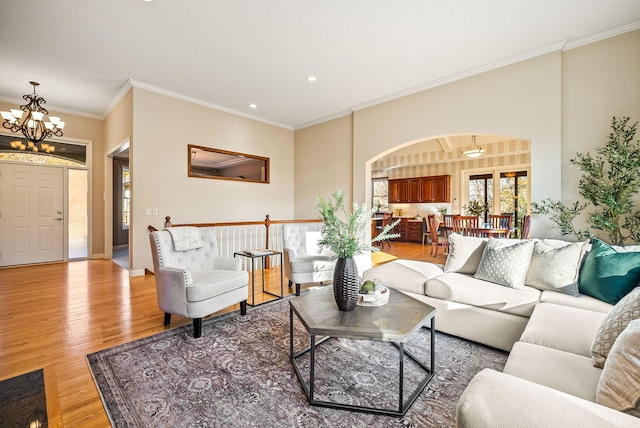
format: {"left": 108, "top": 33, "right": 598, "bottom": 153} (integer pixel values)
{"left": 149, "top": 227, "right": 248, "bottom": 338}
{"left": 282, "top": 222, "right": 337, "bottom": 296}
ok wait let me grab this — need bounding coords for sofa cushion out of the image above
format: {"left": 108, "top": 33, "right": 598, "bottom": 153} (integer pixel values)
{"left": 579, "top": 238, "right": 640, "bottom": 305}
{"left": 596, "top": 319, "right": 640, "bottom": 417}
{"left": 457, "top": 369, "right": 639, "bottom": 428}
{"left": 443, "top": 233, "right": 488, "bottom": 274}
{"left": 524, "top": 239, "right": 588, "bottom": 296}
{"left": 591, "top": 286, "right": 640, "bottom": 368}
{"left": 540, "top": 290, "right": 613, "bottom": 314}
{"left": 362, "top": 260, "right": 444, "bottom": 295}
{"left": 425, "top": 273, "right": 540, "bottom": 317}
{"left": 188, "top": 270, "right": 248, "bottom": 302}
{"left": 503, "top": 342, "right": 602, "bottom": 402}
{"left": 474, "top": 239, "right": 535, "bottom": 289}
{"left": 289, "top": 255, "right": 335, "bottom": 273}
{"left": 520, "top": 303, "right": 607, "bottom": 357}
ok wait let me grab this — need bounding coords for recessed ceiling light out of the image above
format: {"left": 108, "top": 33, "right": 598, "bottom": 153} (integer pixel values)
{"left": 307, "top": 76, "right": 317, "bottom": 82}
{"left": 249, "top": 103, "right": 258, "bottom": 109}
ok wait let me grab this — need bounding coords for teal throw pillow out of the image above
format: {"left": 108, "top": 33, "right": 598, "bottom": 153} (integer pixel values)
{"left": 579, "top": 239, "right": 640, "bottom": 305}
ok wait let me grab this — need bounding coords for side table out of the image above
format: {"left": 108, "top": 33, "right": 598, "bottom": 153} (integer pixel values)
{"left": 234, "top": 250, "right": 283, "bottom": 306}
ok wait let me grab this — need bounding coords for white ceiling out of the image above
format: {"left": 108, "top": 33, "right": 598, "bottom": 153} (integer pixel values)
{"left": 1, "top": 1, "right": 639, "bottom": 130}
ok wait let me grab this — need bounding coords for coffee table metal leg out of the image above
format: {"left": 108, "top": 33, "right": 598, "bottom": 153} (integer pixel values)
{"left": 431, "top": 318, "right": 435, "bottom": 374}
{"left": 289, "top": 307, "right": 294, "bottom": 360}
{"left": 398, "top": 342, "right": 404, "bottom": 413}
{"left": 310, "top": 335, "right": 316, "bottom": 401}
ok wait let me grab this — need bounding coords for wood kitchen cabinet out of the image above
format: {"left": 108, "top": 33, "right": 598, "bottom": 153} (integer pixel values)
{"left": 407, "top": 220, "right": 422, "bottom": 242}
{"left": 388, "top": 179, "right": 408, "bottom": 203}
{"left": 407, "top": 179, "right": 421, "bottom": 202}
{"left": 388, "top": 175, "right": 450, "bottom": 203}
{"left": 393, "top": 218, "right": 409, "bottom": 241}
{"left": 430, "top": 175, "right": 450, "bottom": 202}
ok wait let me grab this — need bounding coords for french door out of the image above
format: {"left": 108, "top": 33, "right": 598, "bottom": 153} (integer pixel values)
{"left": 0, "top": 163, "right": 64, "bottom": 266}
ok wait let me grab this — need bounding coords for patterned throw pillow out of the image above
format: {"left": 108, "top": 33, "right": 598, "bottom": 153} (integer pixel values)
{"left": 591, "top": 286, "right": 640, "bottom": 368}
{"left": 524, "top": 239, "right": 588, "bottom": 296}
{"left": 596, "top": 319, "right": 640, "bottom": 416}
{"left": 474, "top": 239, "right": 535, "bottom": 289}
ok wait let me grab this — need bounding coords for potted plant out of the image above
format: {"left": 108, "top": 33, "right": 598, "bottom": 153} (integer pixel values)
{"left": 463, "top": 199, "right": 489, "bottom": 218}
{"left": 315, "top": 190, "right": 399, "bottom": 311}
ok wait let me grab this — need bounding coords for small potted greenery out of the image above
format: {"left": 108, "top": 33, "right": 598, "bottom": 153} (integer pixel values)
{"left": 315, "top": 190, "right": 399, "bottom": 311}
{"left": 463, "top": 199, "right": 489, "bottom": 217}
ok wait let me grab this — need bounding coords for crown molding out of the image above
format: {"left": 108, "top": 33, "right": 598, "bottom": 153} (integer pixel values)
{"left": 350, "top": 40, "right": 568, "bottom": 113}
{"left": 102, "top": 79, "right": 134, "bottom": 119}
{"left": 61, "top": 20, "right": 640, "bottom": 127}
{"left": 293, "top": 110, "right": 353, "bottom": 130}
{"left": 126, "top": 79, "right": 293, "bottom": 130}
{"left": 564, "top": 20, "right": 640, "bottom": 51}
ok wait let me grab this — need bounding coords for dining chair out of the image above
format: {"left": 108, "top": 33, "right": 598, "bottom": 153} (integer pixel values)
{"left": 421, "top": 216, "right": 429, "bottom": 246}
{"left": 428, "top": 214, "right": 448, "bottom": 256}
{"left": 442, "top": 214, "right": 456, "bottom": 240}
{"left": 452, "top": 215, "right": 479, "bottom": 237}
{"left": 521, "top": 215, "right": 532, "bottom": 239}
{"left": 375, "top": 212, "right": 394, "bottom": 249}
{"left": 489, "top": 214, "right": 513, "bottom": 238}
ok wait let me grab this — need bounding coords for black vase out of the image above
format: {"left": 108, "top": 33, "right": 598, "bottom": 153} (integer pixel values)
{"left": 333, "top": 257, "right": 359, "bottom": 311}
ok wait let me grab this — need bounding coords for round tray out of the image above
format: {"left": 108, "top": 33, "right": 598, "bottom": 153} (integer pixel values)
{"left": 356, "top": 286, "right": 389, "bottom": 307}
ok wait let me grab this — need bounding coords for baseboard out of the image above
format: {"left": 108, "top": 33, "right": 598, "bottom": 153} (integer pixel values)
{"left": 92, "top": 253, "right": 105, "bottom": 259}
{"left": 129, "top": 268, "right": 146, "bottom": 277}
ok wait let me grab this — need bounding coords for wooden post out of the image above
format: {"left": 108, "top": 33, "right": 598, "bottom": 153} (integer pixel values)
{"left": 264, "top": 214, "right": 271, "bottom": 266}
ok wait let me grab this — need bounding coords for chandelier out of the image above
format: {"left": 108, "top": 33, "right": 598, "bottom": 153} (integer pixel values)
{"left": 1, "top": 81, "right": 64, "bottom": 153}
{"left": 463, "top": 135, "right": 485, "bottom": 158}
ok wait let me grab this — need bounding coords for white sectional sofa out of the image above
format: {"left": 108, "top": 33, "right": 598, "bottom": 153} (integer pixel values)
{"left": 362, "top": 233, "right": 640, "bottom": 427}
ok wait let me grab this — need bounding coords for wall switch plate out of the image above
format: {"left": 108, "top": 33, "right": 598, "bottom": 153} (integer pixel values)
{"left": 152, "top": 208, "right": 158, "bottom": 215}
{"left": 145, "top": 208, "right": 151, "bottom": 215}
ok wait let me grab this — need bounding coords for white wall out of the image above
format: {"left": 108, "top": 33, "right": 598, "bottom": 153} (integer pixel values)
{"left": 561, "top": 30, "right": 640, "bottom": 234}
{"left": 131, "top": 88, "right": 294, "bottom": 273}
{"left": 294, "top": 30, "right": 640, "bottom": 241}
{"left": 293, "top": 114, "right": 353, "bottom": 218}
{"left": 353, "top": 52, "right": 562, "bottom": 237}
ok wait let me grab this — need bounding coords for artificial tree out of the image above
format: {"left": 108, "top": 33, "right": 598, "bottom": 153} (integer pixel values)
{"left": 532, "top": 116, "right": 640, "bottom": 245}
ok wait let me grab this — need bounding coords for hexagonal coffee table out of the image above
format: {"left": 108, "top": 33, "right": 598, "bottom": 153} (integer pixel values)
{"left": 289, "top": 285, "right": 436, "bottom": 416}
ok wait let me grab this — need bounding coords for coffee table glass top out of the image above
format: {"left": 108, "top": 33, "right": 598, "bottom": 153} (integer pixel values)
{"left": 289, "top": 285, "right": 435, "bottom": 342}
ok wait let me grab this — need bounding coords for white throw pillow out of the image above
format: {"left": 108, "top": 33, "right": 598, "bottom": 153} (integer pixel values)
{"left": 474, "top": 239, "right": 535, "bottom": 289}
{"left": 596, "top": 319, "right": 640, "bottom": 417}
{"left": 444, "top": 233, "right": 488, "bottom": 274}
{"left": 591, "top": 287, "right": 640, "bottom": 368}
{"left": 524, "top": 239, "right": 588, "bottom": 296}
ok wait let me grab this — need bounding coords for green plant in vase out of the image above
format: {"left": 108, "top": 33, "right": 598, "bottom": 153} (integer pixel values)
{"left": 463, "top": 199, "right": 489, "bottom": 217}
{"left": 315, "top": 190, "right": 399, "bottom": 311}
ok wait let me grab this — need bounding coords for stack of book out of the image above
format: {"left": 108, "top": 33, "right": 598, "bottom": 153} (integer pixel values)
{"left": 246, "top": 248, "right": 272, "bottom": 256}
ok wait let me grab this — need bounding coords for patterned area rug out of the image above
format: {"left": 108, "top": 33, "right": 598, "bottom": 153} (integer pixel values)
{"left": 87, "top": 296, "right": 507, "bottom": 427}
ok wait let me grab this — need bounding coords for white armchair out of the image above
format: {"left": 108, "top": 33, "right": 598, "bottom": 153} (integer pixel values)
{"left": 149, "top": 227, "right": 248, "bottom": 338}
{"left": 282, "top": 223, "right": 336, "bottom": 296}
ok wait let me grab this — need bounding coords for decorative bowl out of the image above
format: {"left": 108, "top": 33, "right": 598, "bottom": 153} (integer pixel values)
{"left": 356, "top": 285, "right": 389, "bottom": 307}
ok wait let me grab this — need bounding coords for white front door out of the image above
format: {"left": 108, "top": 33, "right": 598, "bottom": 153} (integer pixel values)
{"left": 0, "top": 163, "right": 64, "bottom": 267}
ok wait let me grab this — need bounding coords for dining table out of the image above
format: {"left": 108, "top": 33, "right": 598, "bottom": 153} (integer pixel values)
{"left": 443, "top": 225, "right": 511, "bottom": 238}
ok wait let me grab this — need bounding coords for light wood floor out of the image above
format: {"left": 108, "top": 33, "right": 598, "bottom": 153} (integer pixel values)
{"left": 0, "top": 241, "right": 444, "bottom": 427}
